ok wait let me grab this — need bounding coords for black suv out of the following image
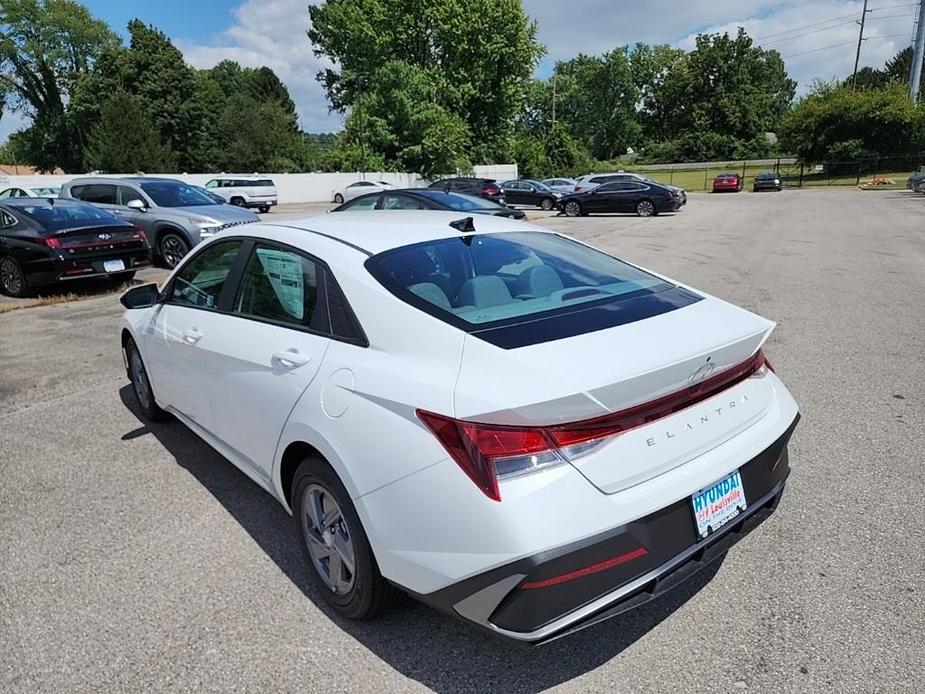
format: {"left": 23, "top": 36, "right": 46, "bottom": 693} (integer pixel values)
{"left": 427, "top": 178, "right": 505, "bottom": 205}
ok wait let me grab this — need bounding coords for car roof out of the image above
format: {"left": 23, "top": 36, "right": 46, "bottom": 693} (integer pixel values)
{"left": 226, "top": 211, "right": 550, "bottom": 257}
{"left": 209, "top": 175, "right": 271, "bottom": 180}
{"left": 65, "top": 176, "right": 178, "bottom": 185}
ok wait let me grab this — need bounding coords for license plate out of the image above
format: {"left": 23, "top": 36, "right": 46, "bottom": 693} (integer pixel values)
{"left": 103, "top": 259, "right": 125, "bottom": 273}
{"left": 691, "top": 470, "right": 747, "bottom": 539}
{"left": 498, "top": 197, "right": 506, "bottom": 205}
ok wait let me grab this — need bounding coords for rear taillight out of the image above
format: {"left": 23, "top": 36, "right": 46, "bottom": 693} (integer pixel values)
{"left": 133, "top": 227, "right": 147, "bottom": 242}
{"left": 40, "top": 237, "right": 61, "bottom": 249}
{"left": 418, "top": 349, "right": 773, "bottom": 501}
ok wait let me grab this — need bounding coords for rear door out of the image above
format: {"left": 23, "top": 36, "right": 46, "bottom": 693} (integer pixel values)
{"left": 206, "top": 241, "right": 331, "bottom": 477}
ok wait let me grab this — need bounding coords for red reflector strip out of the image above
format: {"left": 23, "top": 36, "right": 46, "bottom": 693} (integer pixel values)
{"left": 520, "top": 547, "right": 649, "bottom": 590}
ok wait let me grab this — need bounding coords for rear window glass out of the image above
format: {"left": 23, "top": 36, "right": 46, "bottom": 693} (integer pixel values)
{"left": 12, "top": 201, "right": 120, "bottom": 232}
{"left": 365, "top": 232, "right": 673, "bottom": 328}
{"left": 413, "top": 190, "right": 502, "bottom": 210}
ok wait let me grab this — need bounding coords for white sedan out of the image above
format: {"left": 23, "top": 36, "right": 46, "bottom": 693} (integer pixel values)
{"left": 119, "top": 211, "right": 800, "bottom": 643}
{"left": 0, "top": 185, "right": 60, "bottom": 198}
{"left": 331, "top": 180, "right": 391, "bottom": 204}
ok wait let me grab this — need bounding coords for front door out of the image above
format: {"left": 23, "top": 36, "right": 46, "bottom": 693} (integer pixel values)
{"left": 584, "top": 182, "right": 620, "bottom": 212}
{"left": 142, "top": 239, "right": 245, "bottom": 428}
{"left": 207, "top": 242, "right": 331, "bottom": 477}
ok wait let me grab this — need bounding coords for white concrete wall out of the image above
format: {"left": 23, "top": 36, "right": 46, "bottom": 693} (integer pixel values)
{"left": 0, "top": 165, "right": 519, "bottom": 204}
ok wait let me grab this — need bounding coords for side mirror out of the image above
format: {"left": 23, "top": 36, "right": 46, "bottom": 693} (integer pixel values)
{"left": 120, "top": 283, "right": 159, "bottom": 309}
{"left": 126, "top": 198, "right": 147, "bottom": 211}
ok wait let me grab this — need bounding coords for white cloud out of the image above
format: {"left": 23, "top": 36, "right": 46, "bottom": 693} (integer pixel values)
{"left": 175, "top": 0, "right": 918, "bottom": 135}
{"left": 176, "top": 0, "right": 344, "bottom": 132}
{"left": 0, "top": 111, "right": 26, "bottom": 145}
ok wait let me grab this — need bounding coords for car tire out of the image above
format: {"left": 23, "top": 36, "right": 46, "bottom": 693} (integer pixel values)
{"left": 109, "top": 271, "right": 136, "bottom": 284}
{"left": 158, "top": 232, "right": 190, "bottom": 270}
{"left": 230, "top": 197, "right": 246, "bottom": 207}
{"left": 636, "top": 200, "right": 656, "bottom": 217}
{"left": 334, "top": 194, "right": 344, "bottom": 204}
{"left": 259, "top": 206, "right": 270, "bottom": 214}
{"left": 0, "top": 255, "right": 29, "bottom": 297}
{"left": 126, "top": 337, "right": 169, "bottom": 422}
{"left": 564, "top": 200, "right": 582, "bottom": 217}
{"left": 540, "top": 197, "right": 554, "bottom": 211}
{"left": 292, "top": 457, "right": 398, "bottom": 619}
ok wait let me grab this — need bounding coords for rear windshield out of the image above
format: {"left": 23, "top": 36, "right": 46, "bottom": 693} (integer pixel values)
{"left": 366, "top": 232, "right": 678, "bottom": 331}
{"left": 13, "top": 201, "right": 121, "bottom": 232}
{"left": 139, "top": 181, "right": 217, "bottom": 207}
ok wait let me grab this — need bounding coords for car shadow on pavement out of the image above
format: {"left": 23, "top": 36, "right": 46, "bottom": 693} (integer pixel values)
{"left": 120, "top": 386, "right": 725, "bottom": 693}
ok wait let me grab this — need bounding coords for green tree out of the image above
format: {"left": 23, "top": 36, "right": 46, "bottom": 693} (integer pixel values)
{"left": 215, "top": 93, "right": 304, "bottom": 172}
{"left": 0, "top": 0, "right": 117, "bottom": 171}
{"left": 552, "top": 48, "right": 641, "bottom": 159}
{"left": 84, "top": 90, "right": 175, "bottom": 172}
{"left": 780, "top": 83, "right": 923, "bottom": 161}
{"left": 335, "top": 60, "right": 470, "bottom": 177}
{"left": 308, "top": 0, "right": 543, "bottom": 160}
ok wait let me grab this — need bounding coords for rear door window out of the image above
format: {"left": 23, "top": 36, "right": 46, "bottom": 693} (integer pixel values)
{"left": 381, "top": 194, "right": 428, "bottom": 210}
{"left": 82, "top": 185, "right": 117, "bottom": 204}
{"left": 233, "top": 244, "right": 328, "bottom": 332}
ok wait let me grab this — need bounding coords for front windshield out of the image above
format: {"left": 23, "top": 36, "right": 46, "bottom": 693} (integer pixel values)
{"left": 139, "top": 181, "right": 218, "bottom": 207}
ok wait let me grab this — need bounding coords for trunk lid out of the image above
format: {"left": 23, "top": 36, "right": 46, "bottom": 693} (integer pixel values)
{"left": 45, "top": 224, "right": 146, "bottom": 256}
{"left": 453, "top": 296, "right": 776, "bottom": 494}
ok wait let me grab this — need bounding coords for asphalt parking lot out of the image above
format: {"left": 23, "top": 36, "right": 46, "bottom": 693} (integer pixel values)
{"left": 1, "top": 188, "right": 923, "bottom": 692}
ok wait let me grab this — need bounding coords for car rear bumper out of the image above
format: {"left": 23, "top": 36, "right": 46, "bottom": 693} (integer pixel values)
{"left": 412, "top": 414, "right": 798, "bottom": 644}
{"left": 26, "top": 248, "right": 151, "bottom": 286}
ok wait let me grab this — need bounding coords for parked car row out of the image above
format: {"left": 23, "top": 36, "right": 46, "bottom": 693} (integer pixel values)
{"left": 712, "top": 172, "right": 783, "bottom": 193}
{"left": 0, "top": 176, "right": 268, "bottom": 296}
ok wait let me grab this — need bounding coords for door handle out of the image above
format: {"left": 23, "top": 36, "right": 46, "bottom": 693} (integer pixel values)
{"left": 272, "top": 350, "right": 311, "bottom": 368}
{"left": 183, "top": 328, "right": 203, "bottom": 344}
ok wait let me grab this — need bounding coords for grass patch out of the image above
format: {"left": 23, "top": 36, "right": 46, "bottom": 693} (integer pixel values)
{"left": 0, "top": 280, "right": 141, "bottom": 315}
{"left": 633, "top": 166, "right": 916, "bottom": 191}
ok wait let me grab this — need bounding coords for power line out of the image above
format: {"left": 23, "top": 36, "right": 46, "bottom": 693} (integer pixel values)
{"left": 754, "top": 14, "right": 858, "bottom": 41}
{"left": 782, "top": 33, "right": 910, "bottom": 59}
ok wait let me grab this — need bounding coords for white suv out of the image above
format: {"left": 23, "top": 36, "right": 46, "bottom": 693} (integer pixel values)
{"left": 204, "top": 176, "right": 278, "bottom": 213}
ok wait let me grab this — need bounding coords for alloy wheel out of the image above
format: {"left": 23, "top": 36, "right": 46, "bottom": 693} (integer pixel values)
{"left": 159, "top": 234, "right": 188, "bottom": 269}
{"left": 0, "top": 257, "right": 25, "bottom": 297}
{"left": 637, "top": 200, "right": 655, "bottom": 217}
{"left": 129, "top": 347, "right": 152, "bottom": 411}
{"left": 564, "top": 201, "right": 581, "bottom": 217}
{"left": 302, "top": 484, "right": 356, "bottom": 595}
{"left": 541, "top": 197, "right": 553, "bottom": 211}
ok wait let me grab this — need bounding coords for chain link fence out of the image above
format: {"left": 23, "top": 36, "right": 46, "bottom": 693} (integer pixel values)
{"left": 634, "top": 156, "right": 925, "bottom": 191}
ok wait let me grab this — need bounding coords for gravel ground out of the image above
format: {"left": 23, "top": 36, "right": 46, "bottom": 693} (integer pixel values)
{"left": 1, "top": 188, "right": 923, "bottom": 693}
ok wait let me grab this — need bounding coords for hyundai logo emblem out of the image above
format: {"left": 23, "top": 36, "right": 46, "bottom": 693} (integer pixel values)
{"left": 97, "top": 232, "right": 112, "bottom": 240}
{"left": 688, "top": 361, "right": 716, "bottom": 386}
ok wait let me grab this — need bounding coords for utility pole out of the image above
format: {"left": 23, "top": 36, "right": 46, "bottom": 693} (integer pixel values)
{"left": 550, "top": 75, "right": 557, "bottom": 132}
{"left": 852, "top": 0, "right": 872, "bottom": 89}
{"left": 910, "top": 0, "right": 925, "bottom": 101}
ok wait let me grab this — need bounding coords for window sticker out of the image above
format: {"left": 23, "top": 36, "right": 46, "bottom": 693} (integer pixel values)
{"left": 256, "top": 248, "right": 304, "bottom": 319}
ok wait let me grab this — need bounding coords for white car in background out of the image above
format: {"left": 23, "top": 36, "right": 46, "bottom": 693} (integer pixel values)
{"left": 332, "top": 180, "right": 392, "bottom": 204}
{"left": 204, "top": 176, "right": 278, "bottom": 213}
{"left": 0, "top": 185, "right": 61, "bottom": 198}
{"left": 119, "top": 211, "right": 799, "bottom": 643}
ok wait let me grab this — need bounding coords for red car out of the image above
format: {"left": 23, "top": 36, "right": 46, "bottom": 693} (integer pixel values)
{"left": 712, "top": 173, "right": 743, "bottom": 192}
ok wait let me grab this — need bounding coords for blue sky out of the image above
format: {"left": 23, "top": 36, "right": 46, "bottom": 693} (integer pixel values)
{"left": 1, "top": 0, "right": 918, "bottom": 144}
